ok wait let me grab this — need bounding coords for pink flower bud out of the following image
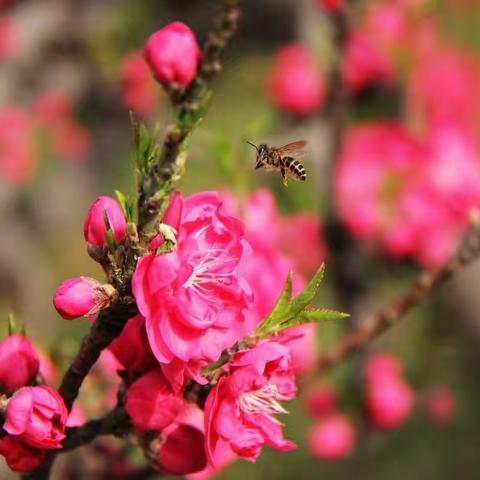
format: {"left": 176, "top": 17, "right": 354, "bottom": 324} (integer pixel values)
{"left": 364, "top": 353, "right": 402, "bottom": 383}
{"left": 308, "top": 413, "right": 356, "bottom": 461}
{"left": 305, "top": 385, "right": 337, "bottom": 417}
{"left": 317, "top": 0, "right": 343, "bottom": 11}
{"left": 144, "top": 22, "right": 201, "bottom": 88}
{"left": 125, "top": 370, "right": 183, "bottom": 432}
{"left": 83, "top": 196, "right": 127, "bottom": 248}
{"left": 424, "top": 386, "right": 455, "bottom": 425}
{"left": 121, "top": 51, "right": 160, "bottom": 116}
{"left": 3, "top": 386, "right": 68, "bottom": 449}
{"left": 266, "top": 43, "right": 326, "bottom": 116}
{"left": 0, "top": 436, "right": 46, "bottom": 473}
{"left": 153, "top": 424, "right": 207, "bottom": 475}
{"left": 0, "top": 334, "right": 39, "bottom": 393}
{"left": 108, "top": 315, "right": 157, "bottom": 373}
{"left": 53, "top": 277, "right": 116, "bottom": 320}
{"left": 366, "top": 377, "right": 415, "bottom": 429}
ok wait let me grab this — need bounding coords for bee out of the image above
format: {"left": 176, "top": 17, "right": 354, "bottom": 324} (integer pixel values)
{"left": 247, "top": 140, "right": 307, "bottom": 186}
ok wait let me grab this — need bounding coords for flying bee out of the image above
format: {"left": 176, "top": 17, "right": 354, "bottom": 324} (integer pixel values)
{"left": 247, "top": 140, "right": 307, "bottom": 186}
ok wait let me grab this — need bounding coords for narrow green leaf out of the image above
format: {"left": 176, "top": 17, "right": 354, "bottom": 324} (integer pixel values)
{"left": 280, "top": 308, "right": 349, "bottom": 330}
{"left": 255, "top": 272, "right": 293, "bottom": 337}
{"left": 115, "top": 190, "right": 128, "bottom": 215}
{"left": 7, "top": 313, "right": 15, "bottom": 335}
{"left": 289, "top": 263, "right": 325, "bottom": 317}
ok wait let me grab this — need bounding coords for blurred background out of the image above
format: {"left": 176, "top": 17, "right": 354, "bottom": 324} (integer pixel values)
{"left": 1, "top": 0, "right": 480, "bottom": 478}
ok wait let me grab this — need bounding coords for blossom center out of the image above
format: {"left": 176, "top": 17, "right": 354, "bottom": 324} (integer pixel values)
{"left": 183, "top": 248, "right": 237, "bottom": 299}
{"left": 238, "top": 384, "right": 288, "bottom": 416}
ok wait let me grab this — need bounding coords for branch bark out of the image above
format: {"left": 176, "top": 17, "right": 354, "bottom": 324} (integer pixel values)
{"left": 315, "top": 217, "right": 480, "bottom": 373}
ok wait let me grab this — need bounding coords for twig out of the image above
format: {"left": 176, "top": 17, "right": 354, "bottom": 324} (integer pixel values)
{"left": 58, "top": 302, "right": 138, "bottom": 412}
{"left": 137, "top": 0, "right": 243, "bottom": 231}
{"left": 315, "top": 219, "right": 480, "bottom": 373}
{"left": 62, "top": 407, "right": 131, "bottom": 452}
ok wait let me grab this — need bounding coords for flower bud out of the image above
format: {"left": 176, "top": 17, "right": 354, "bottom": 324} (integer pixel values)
{"left": 424, "top": 386, "right": 455, "bottom": 425}
{"left": 305, "top": 385, "right": 337, "bottom": 417}
{"left": 0, "top": 334, "right": 39, "bottom": 393}
{"left": 317, "top": 0, "right": 343, "bottom": 11}
{"left": 266, "top": 43, "right": 326, "bottom": 116}
{"left": 83, "top": 195, "right": 127, "bottom": 248}
{"left": 125, "top": 370, "right": 183, "bottom": 432}
{"left": 308, "top": 413, "right": 356, "bottom": 461}
{"left": 0, "top": 436, "right": 46, "bottom": 473}
{"left": 366, "top": 376, "right": 414, "bottom": 429}
{"left": 108, "top": 315, "right": 157, "bottom": 373}
{"left": 3, "top": 386, "right": 68, "bottom": 449}
{"left": 144, "top": 22, "right": 201, "bottom": 88}
{"left": 53, "top": 277, "right": 116, "bottom": 320}
{"left": 149, "top": 424, "right": 207, "bottom": 475}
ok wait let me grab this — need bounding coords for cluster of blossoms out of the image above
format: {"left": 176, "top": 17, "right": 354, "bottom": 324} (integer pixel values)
{"left": 0, "top": 334, "right": 68, "bottom": 471}
{"left": 304, "top": 352, "right": 455, "bottom": 463}
{"left": 333, "top": 0, "right": 480, "bottom": 267}
{"left": 335, "top": 122, "right": 480, "bottom": 266}
{"left": 45, "top": 181, "right": 326, "bottom": 476}
{"left": 0, "top": 90, "right": 91, "bottom": 184}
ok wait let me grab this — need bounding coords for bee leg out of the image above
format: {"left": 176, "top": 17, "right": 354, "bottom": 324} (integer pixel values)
{"left": 281, "top": 166, "right": 288, "bottom": 187}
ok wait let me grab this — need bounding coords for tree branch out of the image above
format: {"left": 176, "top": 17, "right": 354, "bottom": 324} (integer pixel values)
{"left": 137, "top": 0, "right": 243, "bottom": 231}
{"left": 62, "top": 407, "right": 131, "bottom": 452}
{"left": 315, "top": 217, "right": 480, "bottom": 373}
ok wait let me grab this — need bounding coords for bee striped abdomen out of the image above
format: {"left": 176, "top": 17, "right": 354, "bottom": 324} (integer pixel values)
{"left": 284, "top": 156, "right": 306, "bottom": 181}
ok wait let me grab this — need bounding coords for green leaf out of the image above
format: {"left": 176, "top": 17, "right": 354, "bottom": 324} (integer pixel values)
{"left": 289, "top": 263, "right": 325, "bottom": 317}
{"left": 255, "top": 272, "right": 293, "bottom": 337}
{"left": 281, "top": 308, "right": 349, "bottom": 329}
{"left": 7, "top": 313, "right": 16, "bottom": 335}
{"left": 253, "top": 263, "right": 348, "bottom": 339}
{"left": 115, "top": 190, "right": 136, "bottom": 223}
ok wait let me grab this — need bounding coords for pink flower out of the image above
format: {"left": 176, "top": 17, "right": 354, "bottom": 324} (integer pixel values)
{"left": 0, "top": 334, "right": 39, "bottom": 393}
{"left": 125, "top": 370, "right": 183, "bottom": 432}
{"left": 133, "top": 192, "right": 252, "bottom": 372}
{"left": 121, "top": 51, "right": 160, "bottom": 116}
{"left": 52, "top": 121, "right": 91, "bottom": 162}
{"left": 32, "top": 91, "right": 72, "bottom": 127}
{"left": 308, "top": 413, "right": 355, "bottom": 461}
{"left": 0, "top": 106, "right": 36, "bottom": 184}
{"left": 108, "top": 315, "right": 157, "bottom": 372}
{"left": 341, "top": 30, "right": 394, "bottom": 92}
{"left": 53, "top": 277, "right": 115, "bottom": 320}
{"left": 153, "top": 424, "right": 207, "bottom": 475}
{"left": 205, "top": 341, "right": 296, "bottom": 464}
{"left": 277, "top": 324, "right": 317, "bottom": 375}
{"left": 83, "top": 196, "right": 127, "bottom": 248}
{"left": 364, "top": 354, "right": 414, "bottom": 429}
{"left": 305, "top": 385, "right": 337, "bottom": 417}
{"left": 0, "top": 436, "right": 45, "bottom": 473}
{"left": 0, "top": 17, "right": 17, "bottom": 59}
{"left": 278, "top": 213, "right": 327, "bottom": 276}
{"left": 4, "top": 386, "right": 67, "bottom": 449}
{"left": 266, "top": 43, "right": 325, "bottom": 116}
{"left": 424, "top": 386, "right": 456, "bottom": 425}
{"left": 407, "top": 47, "right": 480, "bottom": 129}
{"left": 317, "top": 0, "right": 343, "bottom": 11}
{"left": 144, "top": 22, "right": 201, "bottom": 88}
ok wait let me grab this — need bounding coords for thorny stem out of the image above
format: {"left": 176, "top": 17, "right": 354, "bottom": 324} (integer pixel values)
{"left": 315, "top": 218, "right": 480, "bottom": 373}
{"left": 137, "top": 0, "right": 243, "bottom": 232}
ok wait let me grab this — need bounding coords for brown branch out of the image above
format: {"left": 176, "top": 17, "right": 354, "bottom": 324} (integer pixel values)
{"left": 315, "top": 218, "right": 480, "bottom": 373}
{"left": 58, "top": 302, "right": 138, "bottom": 412}
{"left": 62, "top": 407, "right": 131, "bottom": 452}
{"left": 137, "top": 0, "right": 243, "bottom": 231}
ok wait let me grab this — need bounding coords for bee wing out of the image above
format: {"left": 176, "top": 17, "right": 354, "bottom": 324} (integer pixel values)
{"left": 276, "top": 141, "right": 307, "bottom": 159}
